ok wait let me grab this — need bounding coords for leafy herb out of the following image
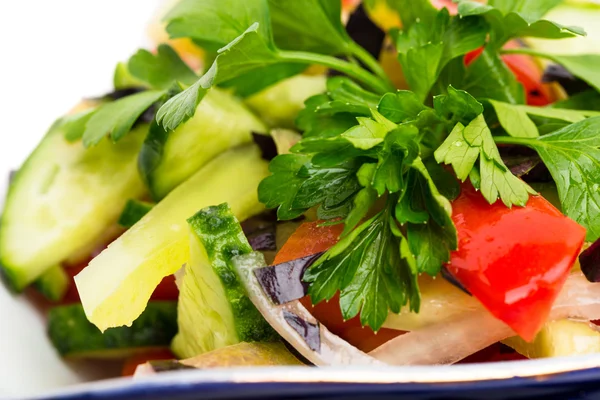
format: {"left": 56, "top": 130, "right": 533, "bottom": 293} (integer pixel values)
{"left": 82, "top": 90, "right": 167, "bottom": 147}
{"left": 435, "top": 114, "right": 535, "bottom": 207}
{"left": 127, "top": 44, "right": 197, "bottom": 90}
{"left": 457, "top": 0, "right": 585, "bottom": 48}
{"left": 496, "top": 118, "right": 600, "bottom": 241}
{"left": 304, "top": 200, "right": 420, "bottom": 330}
{"left": 392, "top": 8, "right": 488, "bottom": 101}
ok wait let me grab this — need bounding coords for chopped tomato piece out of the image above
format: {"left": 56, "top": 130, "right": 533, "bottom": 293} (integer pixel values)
{"left": 275, "top": 221, "right": 403, "bottom": 352}
{"left": 122, "top": 349, "right": 175, "bottom": 377}
{"left": 448, "top": 184, "right": 586, "bottom": 341}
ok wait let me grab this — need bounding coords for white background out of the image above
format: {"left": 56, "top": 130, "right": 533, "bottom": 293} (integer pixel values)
{"left": 0, "top": 1, "right": 162, "bottom": 396}
{"left": 0, "top": 0, "right": 163, "bottom": 192}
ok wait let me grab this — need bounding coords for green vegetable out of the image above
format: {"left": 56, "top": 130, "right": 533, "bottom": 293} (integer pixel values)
{"left": 457, "top": 0, "right": 585, "bottom": 48}
{"left": 34, "top": 265, "right": 70, "bottom": 302}
{"left": 496, "top": 117, "right": 600, "bottom": 241}
{"left": 83, "top": 90, "right": 167, "bottom": 147}
{"left": 245, "top": 75, "right": 327, "bottom": 129}
{"left": 75, "top": 145, "right": 269, "bottom": 332}
{"left": 392, "top": 7, "right": 488, "bottom": 101}
{"left": 127, "top": 44, "right": 198, "bottom": 90}
{"left": 48, "top": 302, "right": 177, "bottom": 359}
{"left": 173, "top": 203, "right": 277, "bottom": 358}
{"left": 118, "top": 200, "right": 154, "bottom": 229}
{"left": 141, "top": 88, "right": 266, "bottom": 200}
{"left": 0, "top": 122, "right": 147, "bottom": 291}
{"left": 435, "top": 114, "right": 535, "bottom": 207}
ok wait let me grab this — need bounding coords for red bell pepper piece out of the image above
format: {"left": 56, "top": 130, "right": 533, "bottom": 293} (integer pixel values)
{"left": 448, "top": 184, "right": 586, "bottom": 341}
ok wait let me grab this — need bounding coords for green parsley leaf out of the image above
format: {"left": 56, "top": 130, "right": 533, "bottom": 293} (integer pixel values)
{"left": 113, "top": 62, "right": 146, "bottom": 90}
{"left": 127, "top": 44, "right": 198, "bottom": 90}
{"left": 157, "top": 23, "right": 282, "bottom": 131}
{"left": 341, "top": 116, "right": 394, "bottom": 150}
{"left": 457, "top": 0, "right": 584, "bottom": 47}
{"left": 435, "top": 114, "right": 535, "bottom": 207}
{"left": 393, "top": 9, "right": 488, "bottom": 101}
{"left": 305, "top": 204, "right": 420, "bottom": 331}
{"left": 292, "top": 160, "right": 362, "bottom": 212}
{"left": 487, "top": 99, "right": 539, "bottom": 138}
{"left": 377, "top": 91, "right": 426, "bottom": 124}
{"left": 296, "top": 94, "right": 360, "bottom": 138}
{"left": 376, "top": 0, "right": 438, "bottom": 30}
{"left": 163, "top": 0, "right": 272, "bottom": 51}
{"left": 486, "top": 100, "right": 600, "bottom": 139}
{"left": 433, "top": 85, "right": 484, "bottom": 126}
{"left": 496, "top": 117, "right": 600, "bottom": 241}
{"left": 258, "top": 153, "right": 311, "bottom": 220}
{"left": 82, "top": 90, "right": 167, "bottom": 147}
{"left": 268, "top": 0, "right": 351, "bottom": 55}
{"left": 62, "top": 108, "right": 97, "bottom": 142}
{"left": 156, "top": 62, "right": 216, "bottom": 132}
{"left": 461, "top": 47, "right": 525, "bottom": 104}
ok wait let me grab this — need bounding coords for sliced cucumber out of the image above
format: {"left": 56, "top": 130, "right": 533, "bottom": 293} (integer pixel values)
{"left": 34, "top": 265, "right": 70, "bottom": 302}
{"left": 503, "top": 319, "right": 600, "bottom": 358}
{"left": 0, "top": 122, "right": 147, "bottom": 291}
{"left": 75, "top": 145, "right": 269, "bottom": 332}
{"left": 245, "top": 75, "right": 327, "bottom": 129}
{"left": 173, "top": 204, "right": 278, "bottom": 358}
{"left": 48, "top": 302, "right": 177, "bottom": 359}
{"left": 139, "top": 89, "right": 266, "bottom": 200}
{"left": 118, "top": 199, "right": 155, "bottom": 229}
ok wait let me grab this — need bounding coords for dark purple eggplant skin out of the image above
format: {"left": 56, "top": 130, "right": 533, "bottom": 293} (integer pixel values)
{"left": 242, "top": 211, "right": 278, "bottom": 252}
{"left": 254, "top": 252, "right": 324, "bottom": 305}
{"left": 441, "top": 267, "right": 472, "bottom": 296}
{"left": 283, "top": 310, "right": 321, "bottom": 353}
{"left": 252, "top": 132, "right": 278, "bottom": 162}
{"left": 580, "top": 239, "right": 600, "bottom": 283}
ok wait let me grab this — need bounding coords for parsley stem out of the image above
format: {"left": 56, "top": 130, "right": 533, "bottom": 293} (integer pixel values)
{"left": 500, "top": 48, "right": 558, "bottom": 63}
{"left": 348, "top": 42, "right": 395, "bottom": 90}
{"left": 493, "top": 136, "right": 537, "bottom": 146}
{"left": 279, "top": 50, "right": 394, "bottom": 94}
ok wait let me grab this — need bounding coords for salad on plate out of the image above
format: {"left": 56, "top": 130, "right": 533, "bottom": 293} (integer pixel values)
{"left": 3, "top": 0, "right": 600, "bottom": 379}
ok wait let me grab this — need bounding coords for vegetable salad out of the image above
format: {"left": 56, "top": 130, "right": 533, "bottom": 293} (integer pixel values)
{"left": 3, "top": 0, "right": 600, "bottom": 376}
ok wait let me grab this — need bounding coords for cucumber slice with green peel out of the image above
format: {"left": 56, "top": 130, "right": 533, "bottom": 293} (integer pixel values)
{"left": 245, "top": 75, "right": 327, "bottom": 129}
{"left": 0, "top": 122, "right": 148, "bottom": 291}
{"left": 34, "top": 265, "right": 70, "bottom": 302}
{"left": 139, "top": 89, "right": 266, "bottom": 200}
{"left": 172, "top": 204, "right": 278, "bottom": 359}
{"left": 118, "top": 199, "right": 155, "bottom": 229}
{"left": 75, "top": 145, "right": 269, "bottom": 332}
{"left": 48, "top": 302, "right": 177, "bottom": 359}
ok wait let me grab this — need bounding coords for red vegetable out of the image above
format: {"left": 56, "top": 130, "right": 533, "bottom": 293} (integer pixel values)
{"left": 448, "top": 184, "right": 586, "bottom": 341}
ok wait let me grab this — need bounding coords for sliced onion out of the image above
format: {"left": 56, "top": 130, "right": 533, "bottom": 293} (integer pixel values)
{"left": 233, "top": 252, "right": 383, "bottom": 366}
{"left": 371, "top": 272, "right": 600, "bottom": 366}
